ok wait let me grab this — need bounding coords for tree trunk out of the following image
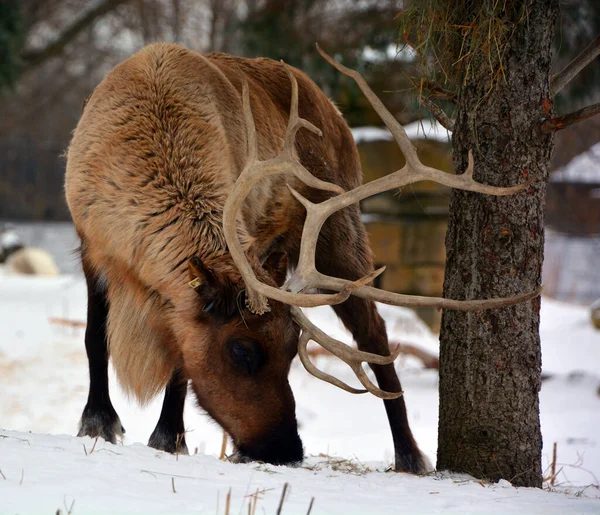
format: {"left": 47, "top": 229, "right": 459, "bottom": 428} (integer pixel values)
{"left": 437, "top": 1, "right": 559, "bottom": 488}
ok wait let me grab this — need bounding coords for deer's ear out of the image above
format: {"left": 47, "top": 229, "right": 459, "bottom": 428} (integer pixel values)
{"left": 188, "top": 256, "right": 241, "bottom": 317}
{"left": 262, "top": 251, "right": 288, "bottom": 287}
{"left": 188, "top": 257, "right": 219, "bottom": 312}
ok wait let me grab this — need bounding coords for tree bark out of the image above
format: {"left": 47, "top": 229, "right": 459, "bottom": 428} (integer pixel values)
{"left": 437, "top": 1, "right": 559, "bottom": 488}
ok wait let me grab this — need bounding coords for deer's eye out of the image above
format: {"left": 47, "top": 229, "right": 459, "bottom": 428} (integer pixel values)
{"left": 231, "top": 342, "right": 248, "bottom": 358}
{"left": 227, "top": 339, "right": 264, "bottom": 375}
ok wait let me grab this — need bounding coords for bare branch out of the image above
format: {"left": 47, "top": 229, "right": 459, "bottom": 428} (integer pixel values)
{"left": 551, "top": 34, "right": 600, "bottom": 97}
{"left": 419, "top": 96, "right": 455, "bottom": 132}
{"left": 20, "top": 0, "right": 130, "bottom": 74}
{"left": 541, "top": 101, "right": 600, "bottom": 133}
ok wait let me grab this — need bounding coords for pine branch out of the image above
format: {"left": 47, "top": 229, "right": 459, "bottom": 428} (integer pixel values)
{"left": 541, "top": 101, "right": 600, "bottom": 133}
{"left": 20, "top": 0, "right": 130, "bottom": 73}
{"left": 551, "top": 34, "right": 600, "bottom": 97}
{"left": 420, "top": 79, "right": 458, "bottom": 104}
{"left": 420, "top": 96, "right": 455, "bottom": 132}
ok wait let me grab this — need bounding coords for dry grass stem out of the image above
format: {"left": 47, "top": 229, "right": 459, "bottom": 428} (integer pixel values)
{"left": 225, "top": 487, "right": 231, "bottom": 515}
{"left": 219, "top": 431, "right": 228, "bottom": 460}
{"left": 551, "top": 442, "right": 558, "bottom": 487}
{"left": 304, "top": 453, "right": 373, "bottom": 476}
{"left": 63, "top": 498, "right": 75, "bottom": 515}
{"left": 175, "top": 433, "right": 185, "bottom": 461}
{"left": 88, "top": 436, "right": 99, "bottom": 455}
{"left": 244, "top": 487, "right": 272, "bottom": 515}
{"left": 276, "top": 483, "right": 289, "bottom": 515}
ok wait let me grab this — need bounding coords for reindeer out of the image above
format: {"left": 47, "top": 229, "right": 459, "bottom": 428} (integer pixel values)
{"left": 65, "top": 43, "right": 538, "bottom": 471}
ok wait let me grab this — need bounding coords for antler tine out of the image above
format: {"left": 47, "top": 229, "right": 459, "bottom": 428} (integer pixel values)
{"left": 297, "top": 332, "right": 368, "bottom": 394}
{"left": 281, "top": 62, "right": 323, "bottom": 156}
{"left": 280, "top": 62, "right": 344, "bottom": 195}
{"left": 316, "top": 43, "right": 420, "bottom": 169}
{"left": 292, "top": 307, "right": 404, "bottom": 400}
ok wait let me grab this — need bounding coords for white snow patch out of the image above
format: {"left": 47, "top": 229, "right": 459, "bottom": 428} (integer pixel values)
{"left": 552, "top": 142, "right": 600, "bottom": 184}
{"left": 351, "top": 120, "right": 451, "bottom": 144}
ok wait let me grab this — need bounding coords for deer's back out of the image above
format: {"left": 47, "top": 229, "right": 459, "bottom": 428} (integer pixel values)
{"left": 65, "top": 43, "right": 361, "bottom": 296}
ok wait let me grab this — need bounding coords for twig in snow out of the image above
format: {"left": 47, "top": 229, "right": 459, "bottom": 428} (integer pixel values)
{"left": 0, "top": 469, "right": 6, "bottom": 480}
{"left": 276, "top": 483, "right": 289, "bottom": 515}
{"left": 140, "top": 469, "right": 206, "bottom": 480}
{"left": 175, "top": 433, "right": 185, "bottom": 461}
{"left": 90, "top": 436, "right": 99, "bottom": 454}
{"left": 220, "top": 431, "right": 228, "bottom": 460}
{"left": 2, "top": 435, "right": 30, "bottom": 445}
{"left": 245, "top": 487, "right": 273, "bottom": 515}
{"left": 551, "top": 442, "right": 558, "bottom": 487}
{"left": 83, "top": 436, "right": 100, "bottom": 455}
{"left": 64, "top": 497, "right": 75, "bottom": 515}
{"left": 19, "top": 468, "right": 24, "bottom": 485}
{"left": 95, "top": 448, "right": 121, "bottom": 455}
{"left": 306, "top": 497, "right": 315, "bottom": 515}
{"left": 225, "top": 487, "right": 231, "bottom": 515}
{"left": 49, "top": 317, "right": 86, "bottom": 329}
{"left": 171, "top": 477, "right": 176, "bottom": 494}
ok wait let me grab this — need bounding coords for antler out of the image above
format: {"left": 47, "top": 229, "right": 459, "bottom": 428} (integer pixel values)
{"left": 222, "top": 65, "right": 381, "bottom": 315}
{"left": 222, "top": 48, "right": 541, "bottom": 399}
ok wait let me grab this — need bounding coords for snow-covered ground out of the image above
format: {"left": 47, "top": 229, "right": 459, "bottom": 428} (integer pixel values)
{"left": 1, "top": 270, "right": 599, "bottom": 514}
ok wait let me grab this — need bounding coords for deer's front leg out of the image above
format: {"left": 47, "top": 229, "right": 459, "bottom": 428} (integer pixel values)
{"left": 77, "top": 258, "right": 125, "bottom": 444}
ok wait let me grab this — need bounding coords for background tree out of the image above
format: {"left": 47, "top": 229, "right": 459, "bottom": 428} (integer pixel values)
{"left": 0, "top": 0, "right": 421, "bottom": 220}
{"left": 399, "top": 0, "right": 600, "bottom": 487}
{"left": 0, "top": 0, "right": 24, "bottom": 89}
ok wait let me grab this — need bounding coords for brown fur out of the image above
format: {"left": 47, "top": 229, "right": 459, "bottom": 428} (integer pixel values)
{"left": 66, "top": 43, "right": 373, "bottom": 453}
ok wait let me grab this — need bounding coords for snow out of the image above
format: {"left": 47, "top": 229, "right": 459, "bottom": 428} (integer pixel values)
{"left": 2, "top": 431, "right": 599, "bottom": 515}
{"left": 351, "top": 120, "right": 452, "bottom": 144}
{"left": 0, "top": 228, "right": 21, "bottom": 249}
{"left": 1, "top": 272, "right": 599, "bottom": 513}
{"left": 552, "top": 142, "right": 600, "bottom": 184}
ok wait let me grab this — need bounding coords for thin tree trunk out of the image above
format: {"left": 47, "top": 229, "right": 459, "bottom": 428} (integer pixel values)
{"left": 437, "top": 1, "right": 559, "bottom": 488}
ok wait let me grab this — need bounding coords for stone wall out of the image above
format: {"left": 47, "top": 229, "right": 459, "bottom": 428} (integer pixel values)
{"left": 357, "top": 137, "right": 453, "bottom": 331}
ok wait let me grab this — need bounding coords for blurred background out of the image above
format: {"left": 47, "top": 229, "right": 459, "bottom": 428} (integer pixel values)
{"left": 0, "top": 0, "right": 599, "bottom": 329}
